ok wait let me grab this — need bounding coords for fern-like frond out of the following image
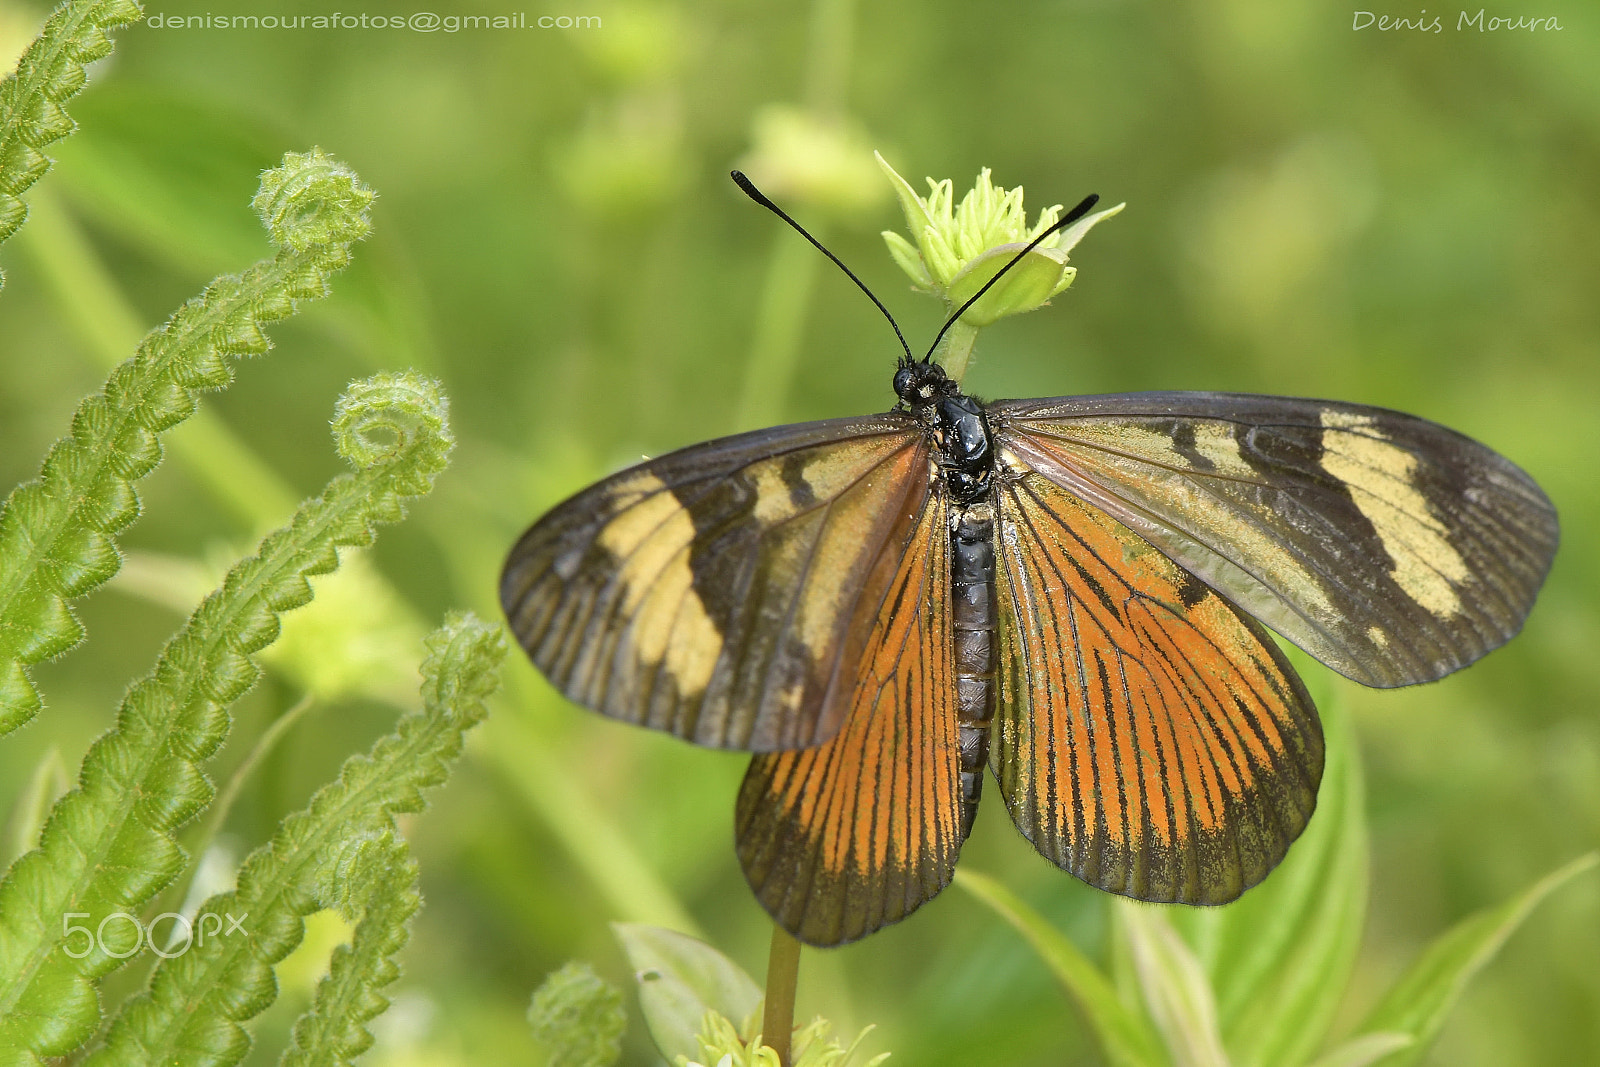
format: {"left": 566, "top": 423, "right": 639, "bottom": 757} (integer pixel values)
{"left": 0, "top": 0, "right": 142, "bottom": 259}
{"left": 0, "top": 148, "right": 374, "bottom": 736}
{"left": 87, "top": 611, "right": 504, "bottom": 1067}
{"left": 278, "top": 833, "right": 420, "bottom": 1067}
{"left": 0, "top": 373, "right": 454, "bottom": 1064}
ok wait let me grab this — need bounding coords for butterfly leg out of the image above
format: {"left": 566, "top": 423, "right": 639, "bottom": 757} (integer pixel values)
{"left": 952, "top": 502, "right": 998, "bottom": 840}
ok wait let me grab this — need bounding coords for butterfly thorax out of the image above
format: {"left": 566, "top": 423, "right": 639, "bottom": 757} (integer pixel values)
{"left": 893, "top": 360, "right": 996, "bottom": 504}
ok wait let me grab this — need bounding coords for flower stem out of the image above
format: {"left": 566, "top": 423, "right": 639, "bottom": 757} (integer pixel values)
{"left": 804, "top": 0, "right": 856, "bottom": 116}
{"left": 764, "top": 922, "right": 802, "bottom": 1066}
{"left": 735, "top": 231, "right": 822, "bottom": 430}
{"left": 932, "top": 318, "right": 980, "bottom": 385}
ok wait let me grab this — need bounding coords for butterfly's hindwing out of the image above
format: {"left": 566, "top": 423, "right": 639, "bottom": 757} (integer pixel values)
{"left": 500, "top": 415, "right": 929, "bottom": 750}
{"left": 992, "top": 393, "right": 1558, "bottom": 688}
{"left": 736, "top": 488, "right": 961, "bottom": 946}
{"left": 992, "top": 470, "right": 1323, "bottom": 904}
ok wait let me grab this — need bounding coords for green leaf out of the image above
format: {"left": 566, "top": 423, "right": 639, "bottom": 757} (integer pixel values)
{"left": 1118, "top": 903, "right": 1229, "bottom": 1067}
{"left": 0, "top": 0, "right": 143, "bottom": 260}
{"left": 953, "top": 868, "right": 1165, "bottom": 1067}
{"left": 612, "top": 923, "right": 762, "bottom": 1063}
{"left": 527, "top": 961, "right": 626, "bottom": 1067}
{"left": 880, "top": 229, "right": 932, "bottom": 289}
{"left": 0, "top": 148, "right": 374, "bottom": 736}
{"left": 874, "top": 151, "right": 933, "bottom": 250}
{"left": 1170, "top": 686, "right": 1367, "bottom": 1067}
{"left": 0, "top": 370, "right": 453, "bottom": 1063}
{"left": 279, "top": 834, "right": 423, "bottom": 1067}
{"left": 1356, "top": 851, "right": 1599, "bottom": 1067}
{"left": 47, "top": 87, "right": 440, "bottom": 377}
{"left": 90, "top": 611, "right": 504, "bottom": 1067}
{"left": 943, "top": 244, "right": 1073, "bottom": 326}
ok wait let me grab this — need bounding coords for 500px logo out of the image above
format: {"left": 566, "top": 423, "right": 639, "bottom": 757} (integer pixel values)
{"left": 61, "top": 910, "right": 247, "bottom": 960}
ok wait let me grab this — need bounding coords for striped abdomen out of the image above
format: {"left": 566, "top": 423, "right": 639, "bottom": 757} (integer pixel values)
{"left": 951, "top": 503, "right": 997, "bottom": 840}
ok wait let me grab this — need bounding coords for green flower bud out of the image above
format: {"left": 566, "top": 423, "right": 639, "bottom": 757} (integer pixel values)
{"left": 877, "top": 152, "right": 1123, "bottom": 327}
{"left": 737, "top": 106, "right": 889, "bottom": 220}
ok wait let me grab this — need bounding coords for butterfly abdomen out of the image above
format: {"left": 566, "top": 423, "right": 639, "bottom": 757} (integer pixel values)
{"left": 952, "top": 501, "right": 997, "bottom": 841}
{"left": 901, "top": 360, "right": 1003, "bottom": 842}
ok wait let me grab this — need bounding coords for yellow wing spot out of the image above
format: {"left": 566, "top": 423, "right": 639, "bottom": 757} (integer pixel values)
{"left": 1013, "top": 424, "right": 1340, "bottom": 627}
{"left": 1319, "top": 412, "right": 1469, "bottom": 619}
{"left": 1190, "top": 421, "right": 1257, "bottom": 478}
{"left": 749, "top": 460, "right": 798, "bottom": 523}
{"left": 790, "top": 446, "right": 928, "bottom": 667}
{"left": 597, "top": 472, "right": 722, "bottom": 696}
{"left": 1367, "top": 625, "right": 1389, "bottom": 648}
{"left": 1055, "top": 422, "right": 1255, "bottom": 477}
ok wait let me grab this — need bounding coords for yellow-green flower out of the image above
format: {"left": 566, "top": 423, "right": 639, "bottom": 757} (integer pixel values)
{"left": 877, "top": 152, "right": 1123, "bottom": 327}
{"left": 675, "top": 1009, "right": 889, "bottom": 1067}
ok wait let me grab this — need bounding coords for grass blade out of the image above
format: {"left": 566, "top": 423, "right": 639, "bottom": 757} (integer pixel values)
{"left": 955, "top": 868, "right": 1165, "bottom": 1067}
{"left": 1357, "top": 852, "right": 1599, "bottom": 1067}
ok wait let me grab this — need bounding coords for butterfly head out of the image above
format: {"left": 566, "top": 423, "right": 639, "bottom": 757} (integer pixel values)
{"left": 894, "top": 358, "right": 956, "bottom": 415}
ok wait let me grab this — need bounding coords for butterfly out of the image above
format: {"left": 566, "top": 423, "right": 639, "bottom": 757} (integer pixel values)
{"left": 500, "top": 177, "right": 1558, "bottom": 947}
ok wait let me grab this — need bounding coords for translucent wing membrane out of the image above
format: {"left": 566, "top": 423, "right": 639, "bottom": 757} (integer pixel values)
{"left": 736, "top": 490, "right": 961, "bottom": 945}
{"left": 992, "top": 393, "right": 1558, "bottom": 688}
{"left": 500, "top": 416, "right": 929, "bottom": 750}
{"left": 992, "top": 472, "right": 1324, "bottom": 903}
{"left": 504, "top": 384, "right": 1556, "bottom": 932}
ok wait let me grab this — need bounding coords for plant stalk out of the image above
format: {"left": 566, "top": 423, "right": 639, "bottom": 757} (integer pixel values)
{"left": 932, "top": 318, "right": 980, "bottom": 385}
{"left": 764, "top": 922, "right": 802, "bottom": 1066}
{"left": 735, "top": 231, "right": 821, "bottom": 431}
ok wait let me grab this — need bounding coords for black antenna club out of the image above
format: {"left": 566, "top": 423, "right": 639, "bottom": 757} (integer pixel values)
{"left": 732, "top": 170, "right": 1100, "bottom": 373}
{"left": 730, "top": 170, "right": 915, "bottom": 365}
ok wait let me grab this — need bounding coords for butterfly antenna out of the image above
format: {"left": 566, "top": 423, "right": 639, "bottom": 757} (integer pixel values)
{"left": 925, "top": 193, "right": 1100, "bottom": 361}
{"left": 731, "top": 170, "right": 916, "bottom": 367}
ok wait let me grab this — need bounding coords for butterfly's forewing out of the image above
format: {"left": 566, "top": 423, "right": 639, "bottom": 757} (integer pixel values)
{"left": 992, "top": 471, "right": 1323, "bottom": 904}
{"left": 736, "top": 488, "right": 961, "bottom": 946}
{"left": 500, "top": 415, "right": 930, "bottom": 751}
{"left": 992, "top": 393, "right": 1558, "bottom": 688}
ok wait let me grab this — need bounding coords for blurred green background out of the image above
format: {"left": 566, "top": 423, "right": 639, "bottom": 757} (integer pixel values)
{"left": 0, "top": 0, "right": 1596, "bottom": 1063}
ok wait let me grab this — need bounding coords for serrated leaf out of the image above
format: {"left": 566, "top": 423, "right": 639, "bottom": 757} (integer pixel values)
{"left": 0, "top": 149, "right": 376, "bottom": 740}
{"left": 91, "top": 612, "right": 503, "bottom": 1067}
{"left": 954, "top": 868, "right": 1165, "bottom": 1067}
{"left": 526, "top": 960, "right": 626, "bottom": 1067}
{"left": 1356, "top": 852, "right": 1598, "bottom": 1067}
{"left": 0, "top": 369, "right": 454, "bottom": 1063}
{"left": 0, "top": 0, "right": 142, "bottom": 248}
{"left": 611, "top": 923, "right": 762, "bottom": 1063}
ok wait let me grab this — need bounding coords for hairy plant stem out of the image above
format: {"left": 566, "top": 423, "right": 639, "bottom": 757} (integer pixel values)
{"left": 931, "top": 318, "right": 980, "bottom": 385}
{"left": 154, "top": 692, "right": 319, "bottom": 923}
{"left": 764, "top": 923, "right": 802, "bottom": 1067}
